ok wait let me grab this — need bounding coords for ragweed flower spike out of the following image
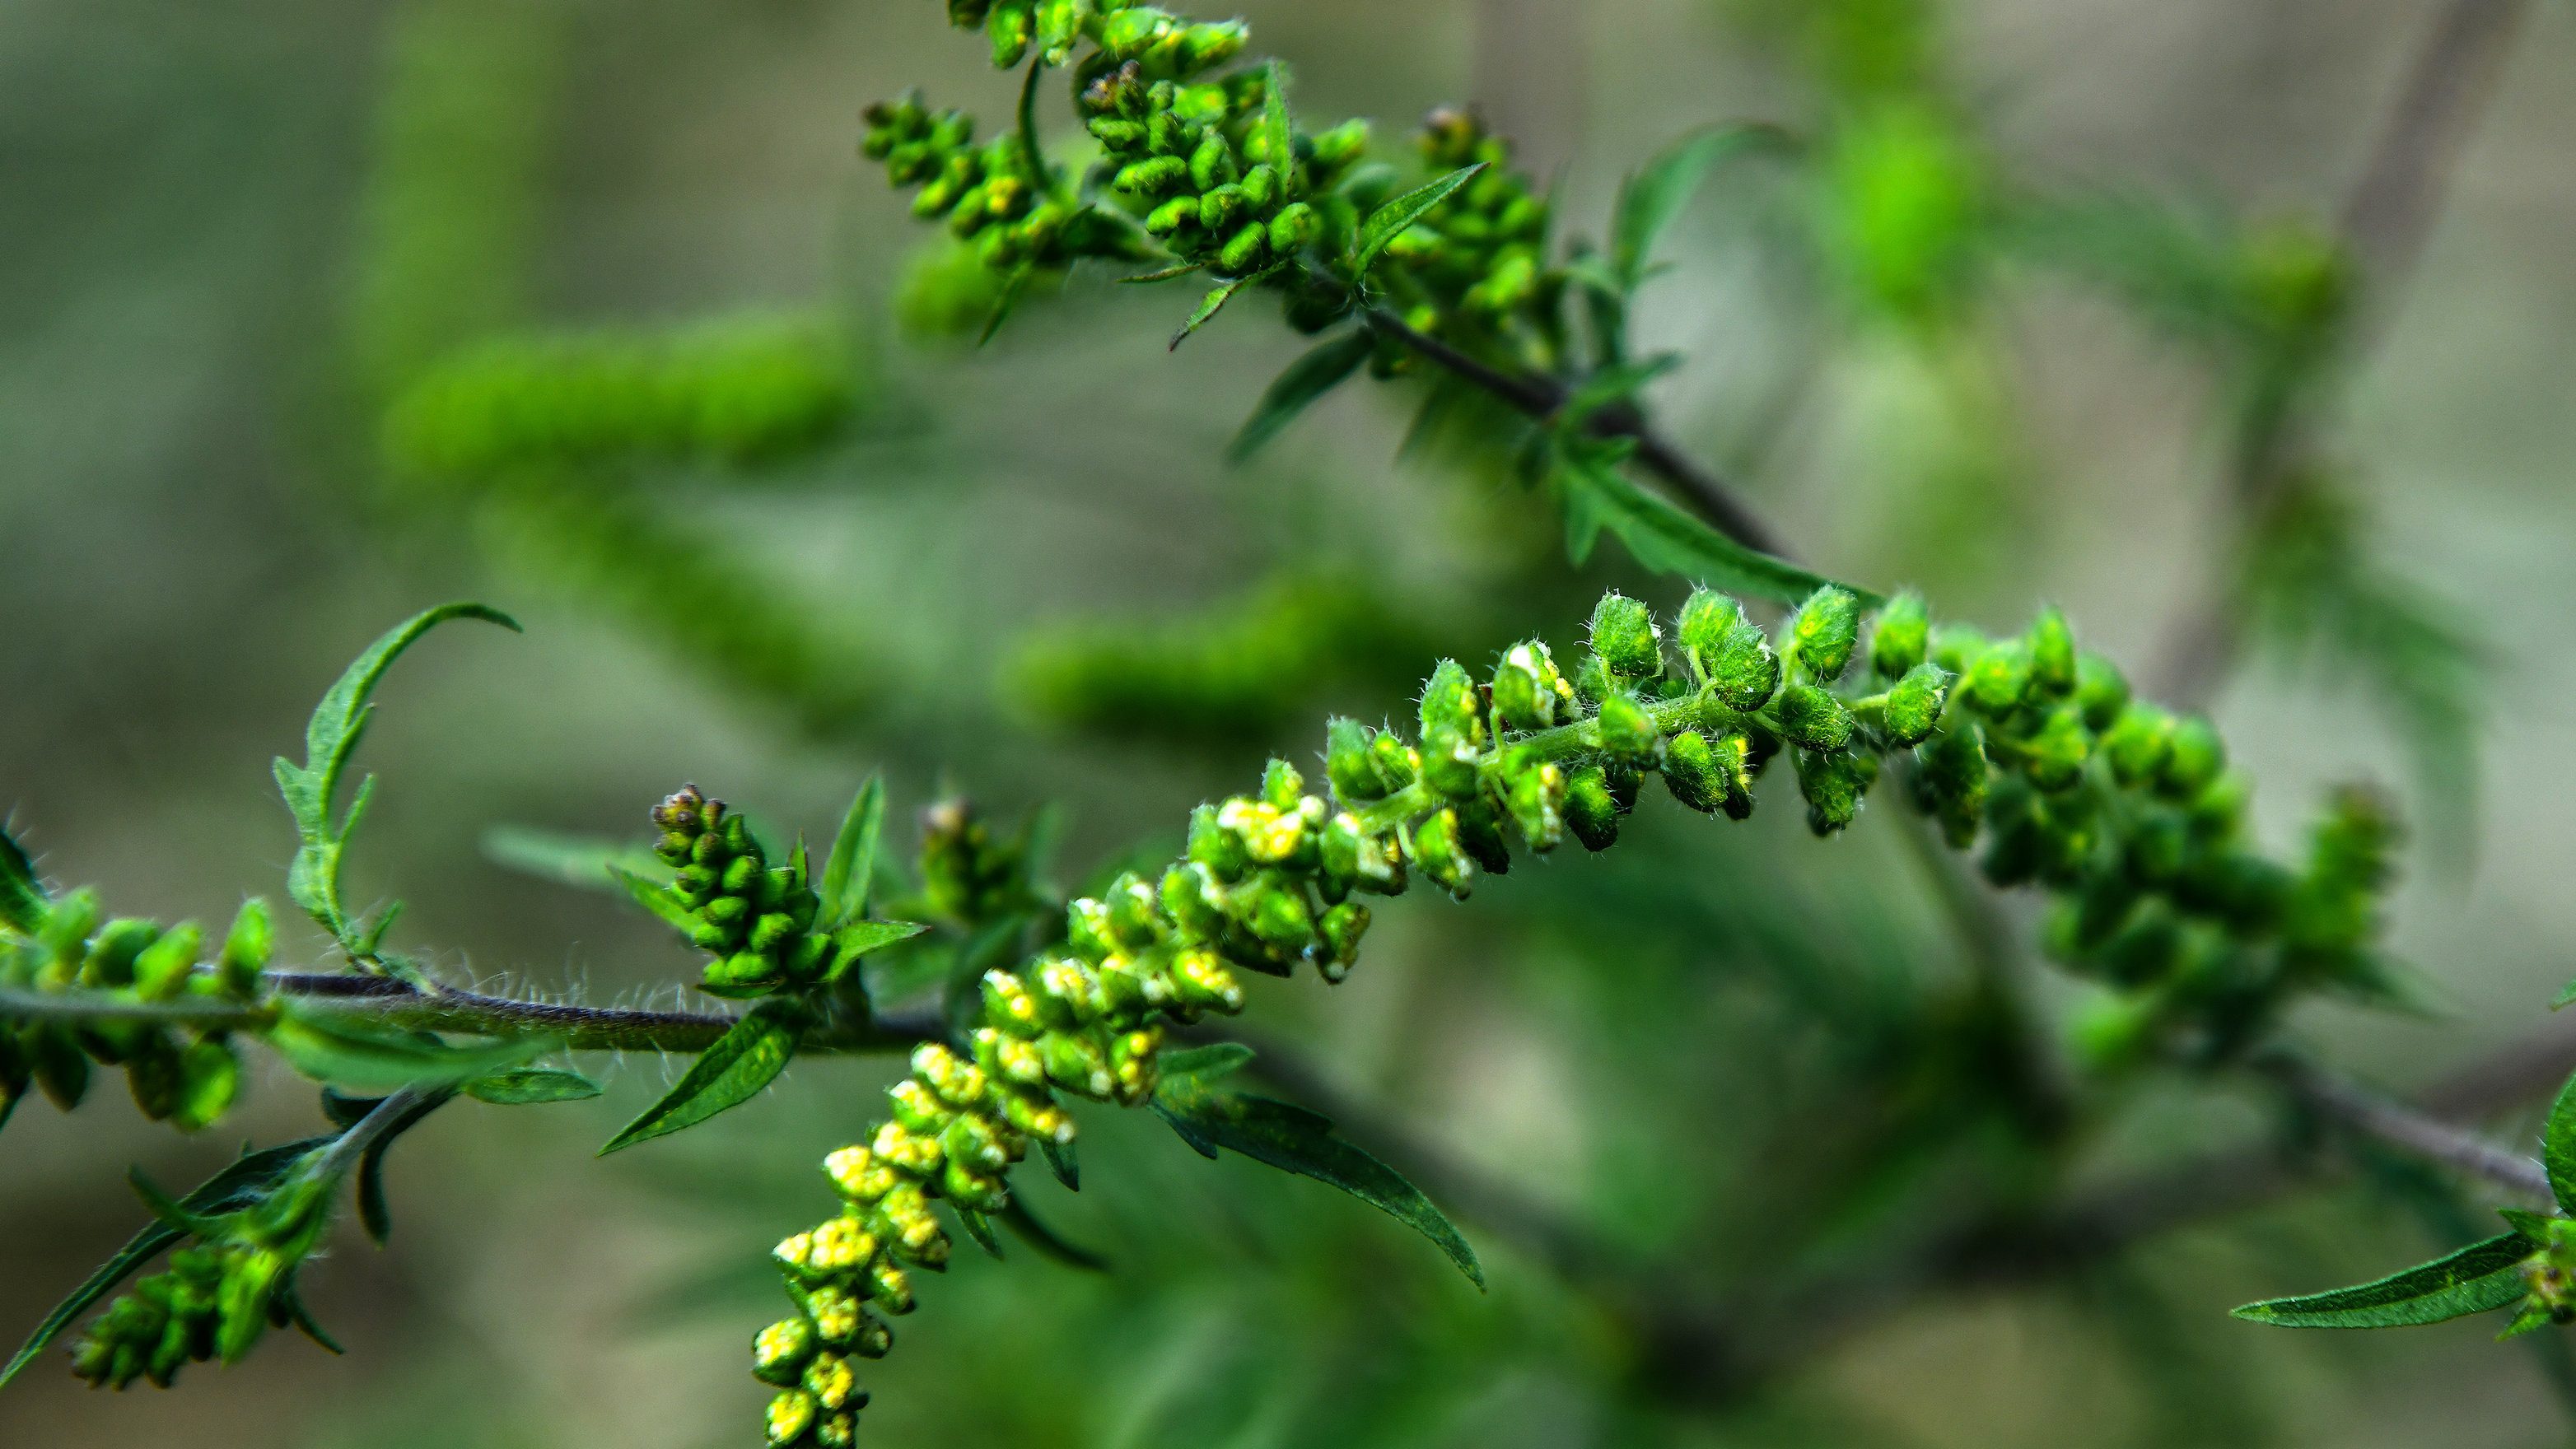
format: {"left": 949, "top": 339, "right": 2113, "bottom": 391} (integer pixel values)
{"left": 749, "top": 582, "right": 2400, "bottom": 1441}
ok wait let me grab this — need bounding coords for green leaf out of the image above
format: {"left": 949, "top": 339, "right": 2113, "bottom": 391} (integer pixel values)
{"left": 265, "top": 1003, "right": 544, "bottom": 1093}
{"left": 1169, "top": 262, "right": 1287, "bottom": 350}
{"left": 1158, "top": 1041, "right": 1254, "bottom": 1088}
{"left": 0, "top": 823, "right": 46, "bottom": 935}
{"left": 1226, "top": 328, "right": 1374, "bottom": 463}
{"left": 273, "top": 603, "right": 520, "bottom": 949}
{"left": 1555, "top": 354, "right": 1680, "bottom": 431}
{"left": 999, "top": 1198, "right": 1108, "bottom": 1273}
{"left": 482, "top": 826, "right": 673, "bottom": 892}
{"left": 2549, "top": 977, "right": 2576, "bottom": 1010}
{"left": 1119, "top": 262, "right": 1204, "bottom": 285}
{"left": 1351, "top": 162, "right": 1485, "bottom": 282}
{"left": 2233, "top": 1231, "right": 2536, "bottom": 1328}
{"left": 464, "top": 1066, "right": 604, "bottom": 1105}
{"left": 827, "top": 919, "right": 930, "bottom": 983}
{"left": 978, "top": 263, "right": 1036, "bottom": 347}
{"left": 1555, "top": 446, "right": 1881, "bottom": 608}
{"left": 599, "top": 998, "right": 801, "bottom": 1155}
{"left": 955, "top": 1206, "right": 1006, "bottom": 1260}
{"left": 1040, "top": 1133, "right": 1079, "bottom": 1192}
{"left": 819, "top": 776, "right": 886, "bottom": 931}
{"left": 612, "top": 865, "right": 702, "bottom": 943}
{"left": 0, "top": 1136, "right": 329, "bottom": 1390}
{"left": 2546, "top": 1069, "right": 2576, "bottom": 1213}
{"left": 2499, "top": 1207, "right": 2558, "bottom": 1240}
{"left": 277, "top": 1278, "right": 344, "bottom": 1355}
{"left": 1152, "top": 1077, "right": 1483, "bottom": 1288}
{"left": 1612, "top": 123, "right": 1784, "bottom": 290}
{"left": 352, "top": 1088, "right": 453, "bottom": 1244}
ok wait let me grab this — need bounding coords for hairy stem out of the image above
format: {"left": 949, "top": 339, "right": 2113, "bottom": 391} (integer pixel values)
{"left": 263, "top": 972, "right": 923, "bottom": 1054}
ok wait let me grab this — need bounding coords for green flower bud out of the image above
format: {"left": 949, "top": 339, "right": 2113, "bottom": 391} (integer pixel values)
{"left": 1877, "top": 662, "right": 1951, "bottom": 748}
{"left": 1418, "top": 659, "right": 1482, "bottom": 741}
{"left": 768, "top": 1388, "right": 819, "bottom": 1447}
{"left": 1871, "top": 590, "right": 1930, "bottom": 679}
{"left": 1563, "top": 766, "right": 1620, "bottom": 851}
{"left": 131, "top": 922, "right": 203, "bottom": 1003}
{"left": 2025, "top": 607, "right": 2077, "bottom": 697}
{"left": 1220, "top": 221, "right": 1269, "bottom": 273}
{"left": 1962, "top": 643, "right": 2032, "bottom": 716}
{"left": 1928, "top": 623, "right": 1987, "bottom": 676}
{"left": 1262, "top": 757, "right": 1306, "bottom": 812}
{"left": 1588, "top": 592, "right": 1662, "bottom": 678}
{"left": 1317, "top": 902, "right": 1369, "bottom": 982}
{"left": 2013, "top": 706, "right": 2091, "bottom": 791}
{"left": 1419, "top": 726, "right": 1481, "bottom": 799}
{"left": 1160, "top": 862, "right": 1227, "bottom": 940}
{"left": 1187, "top": 804, "right": 1249, "bottom": 879}
{"left": 1774, "top": 682, "right": 1853, "bottom": 751}
{"left": 1268, "top": 200, "right": 1318, "bottom": 253}
{"left": 1505, "top": 760, "right": 1566, "bottom": 850}
{"left": 1795, "top": 748, "right": 1878, "bottom": 836}
{"left": 30, "top": 1023, "right": 89, "bottom": 1109}
{"left": 83, "top": 918, "right": 160, "bottom": 989}
{"left": 1189, "top": 133, "right": 1239, "bottom": 192}
{"left": 2158, "top": 716, "right": 2225, "bottom": 797}
{"left": 1911, "top": 724, "right": 1989, "bottom": 849}
{"left": 1366, "top": 730, "right": 1421, "bottom": 793}
{"left": 1242, "top": 875, "right": 1315, "bottom": 954}
{"left": 1199, "top": 182, "right": 1248, "bottom": 232}
{"left": 170, "top": 1037, "right": 240, "bottom": 1132}
{"left": 1489, "top": 641, "right": 1569, "bottom": 730}
{"left": 1594, "top": 692, "right": 1660, "bottom": 762}
{"left": 1115, "top": 155, "right": 1188, "bottom": 196}
{"left": 1241, "top": 163, "right": 1281, "bottom": 209}
{"left": 2100, "top": 705, "right": 2172, "bottom": 786}
{"left": 1413, "top": 809, "right": 1473, "bottom": 899}
{"left": 987, "top": 0, "right": 1034, "bottom": 66}
{"left": 1709, "top": 627, "right": 1780, "bottom": 711}
{"left": 1324, "top": 718, "right": 1384, "bottom": 802}
{"left": 1677, "top": 590, "right": 1748, "bottom": 677}
{"left": 754, "top": 1317, "right": 819, "bottom": 1386}
{"left": 1788, "top": 586, "right": 1861, "bottom": 682}
{"left": 2073, "top": 651, "right": 2130, "bottom": 731}
{"left": 217, "top": 898, "right": 272, "bottom": 999}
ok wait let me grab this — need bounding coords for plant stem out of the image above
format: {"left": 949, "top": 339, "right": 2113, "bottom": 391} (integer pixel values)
{"left": 1358, "top": 307, "right": 1790, "bottom": 556}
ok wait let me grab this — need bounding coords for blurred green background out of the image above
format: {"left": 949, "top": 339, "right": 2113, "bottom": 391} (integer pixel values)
{"left": 7, "top": 0, "right": 2576, "bottom": 1444}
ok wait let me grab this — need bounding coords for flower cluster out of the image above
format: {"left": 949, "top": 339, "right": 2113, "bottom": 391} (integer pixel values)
{"left": 861, "top": 93, "right": 1144, "bottom": 276}
{"left": 866, "top": 0, "right": 1562, "bottom": 363}
{"left": 744, "top": 580, "right": 2399, "bottom": 1442}
{"left": 0, "top": 892, "right": 272, "bottom": 1134}
{"left": 645, "top": 786, "right": 850, "bottom": 999}
{"left": 69, "top": 1153, "right": 336, "bottom": 1391}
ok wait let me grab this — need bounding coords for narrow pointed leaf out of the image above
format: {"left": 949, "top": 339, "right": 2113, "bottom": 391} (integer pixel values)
{"left": 1228, "top": 328, "right": 1374, "bottom": 462}
{"left": 2546, "top": 1069, "right": 2576, "bottom": 1212}
{"left": 464, "top": 1066, "right": 604, "bottom": 1105}
{"left": 819, "top": 776, "right": 886, "bottom": 930}
{"left": 1554, "top": 449, "right": 1880, "bottom": 608}
{"left": 1169, "top": 262, "right": 1287, "bottom": 349}
{"left": 612, "top": 865, "right": 702, "bottom": 942}
{"left": 278, "top": 1279, "right": 344, "bottom": 1354}
{"left": 1351, "top": 163, "right": 1485, "bottom": 281}
{"left": 2233, "top": 1231, "right": 2535, "bottom": 1327}
{"left": 1015, "top": 52, "right": 1048, "bottom": 179}
{"left": 352, "top": 1088, "right": 453, "bottom": 1244}
{"left": 1, "top": 1136, "right": 329, "bottom": 1390}
{"left": 599, "top": 999, "right": 801, "bottom": 1155}
{"left": 273, "top": 603, "right": 519, "bottom": 943}
{"left": 1159, "top": 1041, "right": 1254, "bottom": 1088}
{"left": 265, "top": 1004, "right": 543, "bottom": 1093}
{"left": 483, "top": 827, "right": 673, "bottom": 892}
{"left": 1120, "top": 263, "right": 1203, "bottom": 284}
{"left": 955, "top": 1207, "right": 1006, "bottom": 1260}
{"left": 1153, "top": 1078, "right": 1482, "bottom": 1288}
{"left": 1612, "top": 123, "right": 1785, "bottom": 289}
{"left": 1040, "top": 1133, "right": 1080, "bottom": 1192}
{"left": 0, "top": 824, "right": 46, "bottom": 934}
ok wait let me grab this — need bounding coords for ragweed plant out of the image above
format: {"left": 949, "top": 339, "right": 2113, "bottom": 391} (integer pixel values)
{"left": 7, "top": 0, "right": 2563, "bottom": 1442}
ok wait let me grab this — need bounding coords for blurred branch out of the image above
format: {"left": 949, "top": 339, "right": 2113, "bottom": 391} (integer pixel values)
{"left": 2154, "top": 0, "right": 2529, "bottom": 705}
{"left": 1359, "top": 307, "right": 1793, "bottom": 557}
{"left": 263, "top": 971, "right": 919, "bottom": 1055}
